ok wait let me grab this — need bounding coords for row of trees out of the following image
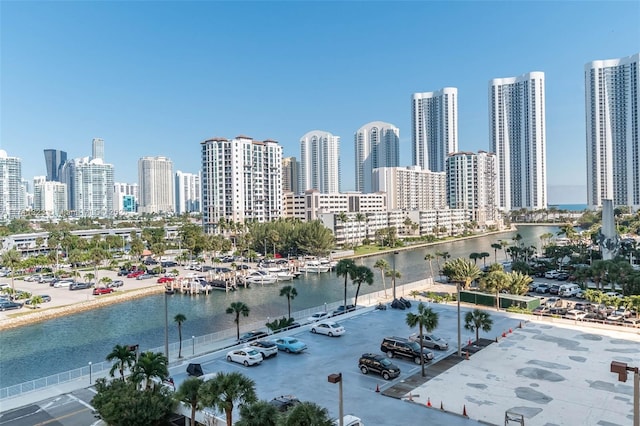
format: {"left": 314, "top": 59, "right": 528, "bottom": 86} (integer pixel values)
{"left": 97, "top": 344, "right": 337, "bottom": 425}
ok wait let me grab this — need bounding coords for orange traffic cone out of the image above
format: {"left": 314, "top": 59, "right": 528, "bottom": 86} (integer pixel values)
{"left": 440, "top": 401, "right": 444, "bottom": 410}
{"left": 502, "top": 331, "right": 507, "bottom": 338}
{"left": 375, "top": 384, "right": 380, "bottom": 393}
{"left": 463, "top": 405, "right": 468, "bottom": 417}
{"left": 509, "top": 328, "right": 513, "bottom": 334}
{"left": 465, "top": 351, "right": 469, "bottom": 360}
{"left": 427, "top": 398, "right": 432, "bottom": 407}
{"left": 467, "top": 338, "right": 472, "bottom": 346}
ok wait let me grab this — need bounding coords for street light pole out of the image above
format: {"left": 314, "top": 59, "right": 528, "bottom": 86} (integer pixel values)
{"left": 164, "top": 290, "right": 172, "bottom": 360}
{"left": 457, "top": 282, "right": 462, "bottom": 357}
{"left": 88, "top": 362, "right": 92, "bottom": 384}
{"left": 611, "top": 361, "right": 639, "bottom": 426}
{"left": 192, "top": 336, "right": 195, "bottom": 355}
{"left": 392, "top": 251, "right": 399, "bottom": 300}
{"left": 328, "top": 373, "right": 343, "bottom": 426}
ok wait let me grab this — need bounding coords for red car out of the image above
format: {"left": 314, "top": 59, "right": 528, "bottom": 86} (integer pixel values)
{"left": 127, "top": 270, "right": 145, "bottom": 279}
{"left": 93, "top": 287, "right": 115, "bottom": 296}
{"left": 157, "top": 276, "right": 175, "bottom": 284}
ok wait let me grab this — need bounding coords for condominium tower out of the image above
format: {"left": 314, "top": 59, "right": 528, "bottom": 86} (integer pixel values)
{"left": 446, "top": 151, "right": 498, "bottom": 226}
{"left": 0, "top": 150, "right": 25, "bottom": 220}
{"left": 201, "top": 135, "right": 283, "bottom": 233}
{"left": 282, "top": 157, "right": 300, "bottom": 195}
{"left": 354, "top": 121, "right": 400, "bottom": 193}
{"left": 92, "top": 138, "right": 104, "bottom": 161}
{"left": 175, "top": 171, "right": 201, "bottom": 214}
{"left": 585, "top": 53, "right": 639, "bottom": 210}
{"left": 412, "top": 88, "right": 458, "bottom": 172}
{"left": 299, "top": 130, "right": 340, "bottom": 193}
{"left": 33, "top": 180, "right": 68, "bottom": 217}
{"left": 372, "top": 166, "right": 446, "bottom": 211}
{"left": 43, "top": 149, "right": 67, "bottom": 182}
{"left": 489, "top": 72, "right": 547, "bottom": 211}
{"left": 138, "top": 157, "right": 175, "bottom": 214}
{"left": 60, "top": 157, "right": 114, "bottom": 217}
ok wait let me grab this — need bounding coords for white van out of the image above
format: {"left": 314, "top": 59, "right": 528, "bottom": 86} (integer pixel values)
{"left": 559, "top": 284, "right": 580, "bottom": 297}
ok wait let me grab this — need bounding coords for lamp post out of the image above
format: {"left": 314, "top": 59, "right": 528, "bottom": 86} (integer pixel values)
{"left": 88, "top": 362, "right": 92, "bottom": 384}
{"left": 328, "top": 373, "right": 343, "bottom": 426}
{"left": 457, "top": 281, "right": 462, "bottom": 357}
{"left": 192, "top": 336, "right": 195, "bottom": 355}
{"left": 392, "top": 251, "right": 399, "bottom": 300}
{"left": 611, "top": 361, "right": 639, "bottom": 426}
{"left": 164, "top": 290, "right": 174, "bottom": 360}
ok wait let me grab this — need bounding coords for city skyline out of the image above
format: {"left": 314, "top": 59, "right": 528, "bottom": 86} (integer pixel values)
{"left": 2, "top": 1, "right": 639, "bottom": 204}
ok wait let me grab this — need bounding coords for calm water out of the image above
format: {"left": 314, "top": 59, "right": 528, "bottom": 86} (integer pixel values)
{"left": 0, "top": 225, "right": 557, "bottom": 388}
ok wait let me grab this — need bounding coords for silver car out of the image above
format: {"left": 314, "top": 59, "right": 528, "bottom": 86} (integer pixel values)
{"left": 409, "top": 333, "right": 449, "bottom": 350}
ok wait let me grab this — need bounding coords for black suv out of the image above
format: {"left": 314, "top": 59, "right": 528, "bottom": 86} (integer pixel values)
{"left": 358, "top": 353, "right": 401, "bottom": 380}
{"left": 380, "top": 337, "right": 434, "bottom": 364}
{"left": 269, "top": 395, "right": 301, "bottom": 412}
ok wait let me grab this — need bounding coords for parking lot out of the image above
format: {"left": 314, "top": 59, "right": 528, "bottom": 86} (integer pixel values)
{"left": 168, "top": 302, "right": 519, "bottom": 425}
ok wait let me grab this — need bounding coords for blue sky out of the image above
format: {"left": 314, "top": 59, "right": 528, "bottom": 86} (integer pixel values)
{"left": 1, "top": 1, "right": 639, "bottom": 205}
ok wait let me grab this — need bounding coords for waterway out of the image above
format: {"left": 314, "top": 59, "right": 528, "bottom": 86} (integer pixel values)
{"left": 0, "top": 225, "right": 558, "bottom": 388}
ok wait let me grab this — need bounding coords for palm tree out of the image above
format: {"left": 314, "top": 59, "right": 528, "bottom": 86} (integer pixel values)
{"left": 508, "top": 271, "right": 532, "bottom": 296}
{"left": 336, "top": 259, "right": 357, "bottom": 310}
{"left": 464, "top": 309, "right": 493, "bottom": 344}
{"left": 500, "top": 240, "right": 510, "bottom": 261}
{"left": 174, "top": 313, "right": 187, "bottom": 358}
{"left": 406, "top": 302, "right": 439, "bottom": 377}
{"left": 198, "top": 371, "right": 257, "bottom": 426}
{"left": 131, "top": 351, "right": 169, "bottom": 390}
{"left": 490, "top": 243, "right": 502, "bottom": 264}
{"left": 481, "top": 269, "right": 510, "bottom": 310}
{"left": 28, "top": 294, "right": 44, "bottom": 309}
{"left": 226, "top": 302, "right": 250, "bottom": 340}
{"left": 279, "top": 285, "right": 298, "bottom": 319}
{"left": 373, "top": 259, "right": 390, "bottom": 297}
{"left": 89, "top": 247, "right": 109, "bottom": 286}
{"left": 469, "top": 252, "right": 480, "bottom": 265}
{"left": 236, "top": 401, "right": 279, "bottom": 426}
{"left": 442, "top": 258, "right": 482, "bottom": 356}
{"left": 479, "top": 252, "right": 491, "bottom": 268}
{"left": 424, "top": 253, "right": 435, "bottom": 279}
{"left": 1, "top": 249, "right": 22, "bottom": 293}
{"left": 282, "top": 401, "right": 333, "bottom": 426}
{"left": 106, "top": 344, "right": 136, "bottom": 380}
{"left": 176, "top": 377, "right": 203, "bottom": 426}
{"left": 352, "top": 265, "right": 374, "bottom": 307}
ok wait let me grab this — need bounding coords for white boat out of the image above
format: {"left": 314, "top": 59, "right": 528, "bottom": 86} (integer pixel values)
{"left": 245, "top": 271, "right": 278, "bottom": 285}
{"left": 275, "top": 271, "right": 295, "bottom": 281}
{"left": 299, "top": 260, "right": 330, "bottom": 273}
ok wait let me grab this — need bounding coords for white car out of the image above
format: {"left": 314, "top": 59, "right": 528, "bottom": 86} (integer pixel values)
{"left": 248, "top": 340, "right": 279, "bottom": 358}
{"left": 544, "top": 270, "right": 560, "bottom": 279}
{"left": 564, "top": 309, "right": 587, "bottom": 321}
{"left": 53, "top": 280, "right": 74, "bottom": 288}
{"left": 311, "top": 321, "right": 345, "bottom": 337}
{"left": 307, "top": 312, "right": 331, "bottom": 323}
{"left": 226, "top": 348, "right": 263, "bottom": 366}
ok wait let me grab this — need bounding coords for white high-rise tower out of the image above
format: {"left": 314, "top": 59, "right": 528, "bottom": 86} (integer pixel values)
{"left": 412, "top": 87, "right": 458, "bottom": 172}
{"left": 354, "top": 121, "right": 399, "bottom": 193}
{"left": 138, "top": 157, "right": 175, "bottom": 214}
{"left": 299, "top": 130, "right": 340, "bottom": 193}
{"left": 489, "top": 72, "right": 547, "bottom": 211}
{"left": 585, "top": 53, "right": 639, "bottom": 210}
{"left": 92, "top": 138, "right": 104, "bottom": 161}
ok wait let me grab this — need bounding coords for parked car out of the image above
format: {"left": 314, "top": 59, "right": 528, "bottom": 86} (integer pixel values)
{"left": 545, "top": 270, "right": 561, "bottom": 279}
{"left": 556, "top": 272, "right": 570, "bottom": 281}
{"left": 161, "top": 261, "right": 177, "bottom": 267}
{"left": 408, "top": 333, "right": 449, "bottom": 350}
{"left": 273, "top": 336, "right": 307, "bottom": 353}
{"left": 238, "top": 331, "right": 269, "bottom": 344}
{"left": 226, "top": 348, "right": 263, "bottom": 366}
{"left": 623, "top": 318, "right": 640, "bottom": 328}
{"left": 25, "top": 295, "right": 51, "bottom": 304}
{"left": 107, "top": 280, "right": 124, "bottom": 288}
{"left": 564, "top": 309, "right": 587, "bottom": 321}
{"left": 248, "top": 340, "right": 278, "bottom": 358}
{"left": 127, "top": 270, "right": 145, "bottom": 279}
{"left": 332, "top": 304, "right": 356, "bottom": 316}
{"left": 69, "top": 282, "right": 92, "bottom": 290}
{"left": 549, "top": 284, "right": 561, "bottom": 295}
{"left": 605, "top": 291, "right": 623, "bottom": 298}
{"left": 535, "top": 284, "right": 550, "bottom": 294}
{"left": 93, "top": 287, "right": 115, "bottom": 296}
{"left": 380, "top": 336, "right": 434, "bottom": 364}
{"left": 559, "top": 284, "right": 581, "bottom": 297}
{"left": 136, "top": 274, "right": 153, "bottom": 280}
{"left": 311, "top": 321, "right": 345, "bottom": 337}
{"left": 532, "top": 306, "right": 550, "bottom": 316}
{"left": 333, "top": 415, "right": 364, "bottom": 426}
{"left": 53, "top": 280, "right": 74, "bottom": 288}
{"left": 0, "top": 301, "right": 23, "bottom": 311}
{"left": 269, "top": 395, "right": 301, "bottom": 412}
{"left": 157, "top": 276, "right": 175, "bottom": 284}
{"left": 307, "top": 312, "right": 331, "bottom": 323}
{"left": 117, "top": 269, "right": 129, "bottom": 276}
{"left": 358, "top": 353, "right": 401, "bottom": 380}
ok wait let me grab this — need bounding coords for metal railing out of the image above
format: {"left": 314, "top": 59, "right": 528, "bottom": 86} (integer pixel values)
{"left": 0, "top": 279, "right": 432, "bottom": 400}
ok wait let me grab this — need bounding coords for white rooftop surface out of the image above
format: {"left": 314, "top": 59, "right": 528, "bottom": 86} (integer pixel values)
{"left": 409, "top": 319, "right": 640, "bottom": 426}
